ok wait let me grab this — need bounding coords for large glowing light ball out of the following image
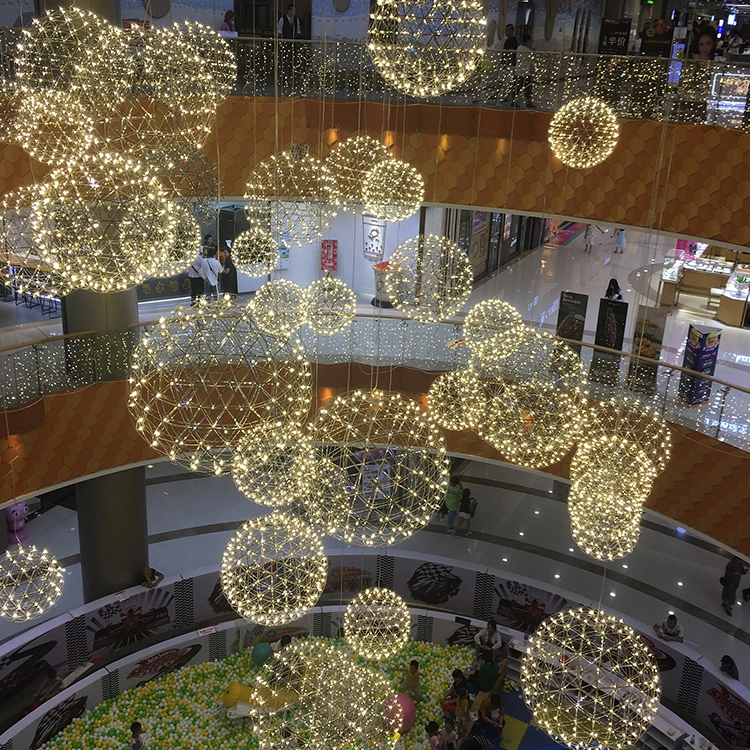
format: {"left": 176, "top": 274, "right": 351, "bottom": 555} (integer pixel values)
{"left": 463, "top": 298, "right": 524, "bottom": 360}
{"left": 362, "top": 159, "right": 425, "bottom": 223}
{"left": 521, "top": 606, "right": 660, "bottom": 750}
{"left": 344, "top": 587, "right": 411, "bottom": 659}
{"left": 427, "top": 369, "right": 479, "bottom": 431}
{"left": 0, "top": 545, "right": 65, "bottom": 621}
{"left": 220, "top": 512, "right": 327, "bottom": 625}
{"left": 548, "top": 96, "right": 619, "bottom": 169}
{"left": 304, "top": 273, "right": 357, "bottom": 335}
{"left": 326, "top": 135, "right": 392, "bottom": 210}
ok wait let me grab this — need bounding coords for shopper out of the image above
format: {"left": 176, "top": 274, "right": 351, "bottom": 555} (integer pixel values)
{"left": 220, "top": 242, "right": 238, "bottom": 295}
{"left": 219, "top": 10, "right": 235, "bottom": 31}
{"left": 614, "top": 228, "right": 627, "bottom": 253}
{"left": 426, "top": 721, "right": 441, "bottom": 750}
{"left": 202, "top": 247, "right": 223, "bottom": 300}
{"left": 454, "top": 488, "right": 475, "bottom": 537}
{"left": 477, "top": 693, "right": 505, "bottom": 741}
{"left": 474, "top": 619, "right": 503, "bottom": 661}
{"left": 468, "top": 650, "right": 499, "bottom": 695}
{"left": 129, "top": 721, "right": 146, "bottom": 750}
{"left": 142, "top": 567, "right": 164, "bottom": 589}
{"left": 583, "top": 224, "right": 601, "bottom": 253}
{"left": 441, "top": 669, "right": 468, "bottom": 716}
{"left": 653, "top": 614, "right": 684, "bottom": 643}
{"left": 444, "top": 475, "right": 462, "bottom": 533}
{"left": 278, "top": 3, "right": 302, "bottom": 88}
{"left": 721, "top": 556, "right": 749, "bottom": 616}
{"left": 188, "top": 252, "right": 204, "bottom": 306}
{"left": 721, "top": 655, "right": 740, "bottom": 680}
{"left": 604, "top": 278, "right": 623, "bottom": 301}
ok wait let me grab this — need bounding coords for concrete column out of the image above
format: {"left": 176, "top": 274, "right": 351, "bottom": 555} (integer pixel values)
{"left": 76, "top": 467, "right": 149, "bottom": 603}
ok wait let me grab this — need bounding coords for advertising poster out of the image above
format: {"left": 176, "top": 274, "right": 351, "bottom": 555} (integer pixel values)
{"left": 114, "top": 639, "right": 208, "bottom": 693}
{"left": 678, "top": 324, "right": 721, "bottom": 406}
{"left": 492, "top": 579, "right": 569, "bottom": 634}
{"left": 639, "top": 633, "right": 684, "bottom": 697}
{"left": 393, "top": 558, "right": 475, "bottom": 616}
{"left": 84, "top": 587, "right": 177, "bottom": 657}
{"left": 318, "top": 562, "right": 376, "bottom": 605}
{"left": 469, "top": 211, "right": 490, "bottom": 279}
{"left": 362, "top": 215, "right": 386, "bottom": 261}
{"left": 137, "top": 273, "right": 191, "bottom": 301}
{"left": 555, "top": 291, "right": 588, "bottom": 355}
{"left": 626, "top": 304, "right": 668, "bottom": 394}
{"left": 589, "top": 298, "right": 629, "bottom": 384}
{"left": 696, "top": 671, "right": 750, "bottom": 750}
{"left": 321, "top": 239, "right": 338, "bottom": 271}
{"left": 598, "top": 17, "right": 632, "bottom": 54}
{"left": 640, "top": 18, "right": 674, "bottom": 57}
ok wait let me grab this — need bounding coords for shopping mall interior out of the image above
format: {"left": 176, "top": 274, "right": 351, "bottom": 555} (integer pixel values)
{"left": 3, "top": 1, "right": 750, "bottom": 750}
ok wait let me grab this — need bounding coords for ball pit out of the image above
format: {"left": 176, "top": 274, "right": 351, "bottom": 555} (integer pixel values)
{"left": 38, "top": 639, "right": 477, "bottom": 750}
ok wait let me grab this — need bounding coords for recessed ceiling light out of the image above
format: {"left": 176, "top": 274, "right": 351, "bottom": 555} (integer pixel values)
{"left": 668, "top": 610, "right": 674, "bottom": 615}
{"left": 147, "top": 464, "right": 154, "bottom": 468}
{"left": 554, "top": 574, "right": 560, "bottom": 579}
{"left": 569, "top": 547, "right": 574, "bottom": 552}
{"left": 677, "top": 527, "right": 686, "bottom": 534}
{"left": 622, "top": 564, "right": 628, "bottom": 569}
{"left": 502, "top": 558, "right": 508, "bottom": 562}
{"left": 519, "top": 532, "right": 524, "bottom": 536}
{"left": 677, "top": 581, "right": 683, "bottom": 586}
{"left": 609, "top": 592, "right": 616, "bottom": 597}
{"left": 534, "top": 510, "right": 540, "bottom": 515}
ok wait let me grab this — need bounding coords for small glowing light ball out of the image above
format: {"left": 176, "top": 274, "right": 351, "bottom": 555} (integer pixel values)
{"left": 548, "top": 96, "right": 619, "bottom": 169}
{"left": 344, "top": 587, "right": 410, "bottom": 658}
{"left": 0, "top": 545, "right": 65, "bottom": 621}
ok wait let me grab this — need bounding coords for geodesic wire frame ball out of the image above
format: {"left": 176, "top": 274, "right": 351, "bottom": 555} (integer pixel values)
{"left": 362, "top": 159, "right": 425, "bottom": 223}
{"left": 344, "top": 587, "right": 411, "bottom": 659}
{"left": 30, "top": 151, "right": 178, "bottom": 292}
{"left": 252, "top": 279, "right": 306, "bottom": 338}
{"left": 463, "top": 298, "right": 524, "bottom": 361}
{"left": 292, "top": 389, "right": 449, "bottom": 547}
{"left": 220, "top": 512, "right": 327, "bottom": 626}
{"left": 304, "top": 273, "right": 357, "bottom": 335}
{"left": 325, "top": 135, "right": 392, "bottom": 210}
{"left": 128, "top": 295, "right": 313, "bottom": 476}
{"left": 521, "top": 606, "right": 661, "bottom": 750}
{"left": 385, "top": 234, "right": 473, "bottom": 322}
{"left": 367, "top": 0, "right": 486, "bottom": 98}
{"left": 548, "top": 96, "right": 619, "bottom": 169}
{"left": 244, "top": 152, "right": 337, "bottom": 248}
{"left": 427, "top": 368, "right": 479, "bottom": 431}
{"left": 232, "top": 226, "right": 280, "bottom": 277}
{"left": 232, "top": 421, "right": 313, "bottom": 508}
{"left": 252, "top": 638, "right": 399, "bottom": 750}
{"left": 152, "top": 202, "right": 201, "bottom": 278}
{"left": 0, "top": 545, "right": 65, "bottom": 622}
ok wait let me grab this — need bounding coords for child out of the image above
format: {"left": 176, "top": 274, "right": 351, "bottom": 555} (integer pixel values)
{"left": 426, "top": 721, "right": 441, "bottom": 749}
{"left": 478, "top": 694, "right": 505, "bottom": 741}
{"left": 454, "top": 685, "right": 470, "bottom": 740}
{"left": 129, "top": 722, "right": 147, "bottom": 750}
{"left": 441, "top": 669, "right": 468, "bottom": 716}
{"left": 401, "top": 659, "right": 423, "bottom": 702}
{"left": 440, "top": 717, "right": 459, "bottom": 750}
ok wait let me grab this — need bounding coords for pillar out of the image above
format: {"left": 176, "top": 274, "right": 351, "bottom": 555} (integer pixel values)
{"left": 37, "top": 0, "right": 121, "bottom": 25}
{"left": 76, "top": 467, "right": 149, "bottom": 602}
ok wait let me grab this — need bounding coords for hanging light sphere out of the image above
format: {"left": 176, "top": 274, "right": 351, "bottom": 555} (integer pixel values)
{"left": 232, "top": 226, "right": 280, "bottom": 278}
{"left": 362, "top": 159, "right": 425, "bottom": 223}
{"left": 344, "top": 587, "right": 411, "bottom": 659}
{"left": 30, "top": 152, "right": 177, "bottom": 292}
{"left": 252, "top": 639, "right": 398, "bottom": 750}
{"left": 385, "top": 234, "right": 472, "bottom": 322}
{"left": 326, "top": 135, "right": 392, "bottom": 210}
{"left": 152, "top": 202, "right": 202, "bottom": 278}
{"left": 252, "top": 279, "right": 306, "bottom": 338}
{"left": 549, "top": 96, "right": 619, "bottom": 169}
{"left": 368, "top": 0, "right": 486, "bottom": 98}
{"left": 244, "top": 152, "right": 337, "bottom": 247}
{"left": 521, "top": 606, "right": 661, "bottom": 750}
{"left": 220, "top": 512, "right": 327, "bottom": 626}
{"left": 463, "top": 298, "right": 524, "bottom": 360}
{"left": 304, "top": 274, "right": 357, "bottom": 335}
{"left": 0, "top": 185, "right": 73, "bottom": 300}
{"left": 0, "top": 79, "right": 18, "bottom": 144}
{"left": 0, "top": 545, "right": 65, "bottom": 622}
{"left": 292, "top": 389, "right": 449, "bottom": 547}
{"left": 129, "top": 296, "right": 312, "bottom": 475}
{"left": 233, "top": 421, "right": 313, "bottom": 508}
{"left": 427, "top": 369, "right": 479, "bottom": 431}
{"left": 583, "top": 397, "right": 672, "bottom": 475}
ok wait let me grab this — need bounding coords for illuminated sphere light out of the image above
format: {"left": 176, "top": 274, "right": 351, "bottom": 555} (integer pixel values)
{"left": 0, "top": 545, "right": 65, "bottom": 622}
{"left": 427, "top": 369, "right": 479, "bottom": 431}
{"left": 30, "top": 152, "right": 177, "bottom": 292}
{"left": 253, "top": 638, "right": 398, "bottom": 750}
{"left": 252, "top": 279, "right": 306, "bottom": 338}
{"left": 463, "top": 298, "right": 524, "bottom": 360}
{"left": 368, "top": 0, "right": 486, "bottom": 98}
{"left": 344, "top": 587, "right": 411, "bottom": 659}
{"left": 128, "top": 296, "right": 312, "bottom": 475}
{"left": 521, "top": 606, "right": 660, "bottom": 750}
{"left": 244, "top": 152, "right": 337, "bottom": 247}
{"left": 583, "top": 397, "right": 672, "bottom": 475}
{"left": 385, "top": 234, "right": 472, "bottom": 321}
{"left": 304, "top": 273, "right": 357, "bottom": 335}
{"left": 293, "top": 389, "right": 449, "bottom": 547}
{"left": 548, "top": 96, "right": 619, "bottom": 169}
{"left": 233, "top": 422, "right": 313, "bottom": 507}
{"left": 0, "top": 186, "right": 73, "bottom": 300}
{"left": 220, "top": 512, "right": 327, "bottom": 626}
{"left": 0, "top": 78, "right": 18, "bottom": 144}
{"left": 362, "top": 159, "right": 425, "bottom": 223}
{"left": 232, "top": 226, "right": 280, "bottom": 278}
{"left": 326, "top": 135, "right": 392, "bottom": 210}
{"left": 152, "top": 202, "right": 201, "bottom": 278}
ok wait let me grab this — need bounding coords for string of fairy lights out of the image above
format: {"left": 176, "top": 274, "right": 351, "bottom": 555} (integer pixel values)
{"left": 0, "top": 6, "right": 686, "bottom": 750}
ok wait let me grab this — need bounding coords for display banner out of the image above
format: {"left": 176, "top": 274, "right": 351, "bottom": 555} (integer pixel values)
{"left": 640, "top": 18, "right": 674, "bottom": 57}
{"left": 321, "top": 239, "right": 338, "bottom": 270}
{"left": 678, "top": 324, "right": 721, "bottom": 406}
{"left": 555, "top": 291, "right": 588, "bottom": 355}
{"left": 598, "top": 18, "right": 632, "bottom": 54}
{"left": 589, "top": 298, "right": 629, "bottom": 384}
{"left": 626, "top": 304, "right": 668, "bottom": 393}
{"left": 362, "top": 215, "right": 386, "bottom": 261}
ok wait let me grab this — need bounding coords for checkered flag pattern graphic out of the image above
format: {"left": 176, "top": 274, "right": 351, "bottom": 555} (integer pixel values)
{"left": 65, "top": 615, "right": 88, "bottom": 670}
{"left": 473, "top": 572, "right": 495, "bottom": 620}
{"left": 677, "top": 657, "right": 703, "bottom": 716}
{"left": 208, "top": 630, "right": 227, "bottom": 661}
{"left": 506, "top": 581, "right": 527, "bottom": 597}
{"left": 313, "top": 612, "right": 332, "bottom": 637}
{"left": 102, "top": 671, "right": 120, "bottom": 700}
{"left": 290, "top": 143, "right": 310, "bottom": 160}
{"left": 416, "top": 615, "right": 433, "bottom": 642}
{"left": 174, "top": 579, "right": 194, "bottom": 628}
{"left": 1, "top": 738, "right": 12, "bottom": 750}
{"left": 376, "top": 556, "right": 395, "bottom": 589}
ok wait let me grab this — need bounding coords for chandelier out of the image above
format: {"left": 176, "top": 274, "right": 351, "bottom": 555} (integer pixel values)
{"left": 549, "top": 97, "right": 619, "bottom": 169}
{"left": 231, "top": 226, "right": 280, "bottom": 278}
{"left": 427, "top": 369, "right": 479, "bottom": 431}
{"left": 344, "top": 587, "right": 411, "bottom": 659}
{"left": 304, "top": 274, "right": 357, "bottom": 335}
{"left": 0, "top": 545, "right": 65, "bottom": 622}
{"left": 362, "top": 159, "right": 425, "bottom": 223}
{"left": 326, "top": 135, "right": 392, "bottom": 211}
{"left": 252, "top": 279, "right": 306, "bottom": 338}
{"left": 463, "top": 298, "right": 524, "bottom": 360}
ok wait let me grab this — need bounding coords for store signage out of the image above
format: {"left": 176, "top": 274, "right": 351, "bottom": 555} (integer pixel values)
{"left": 598, "top": 18, "right": 632, "bottom": 55}
{"left": 626, "top": 304, "right": 668, "bottom": 394}
{"left": 589, "top": 298, "right": 629, "bottom": 384}
{"left": 678, "top": 324, "right": 721, "bottom": 406}
{"left": 321, "top": 239, "right": 338, "bottom": 271}
{"left": 555, "top": 291, "right": 588, "bottom": 356}
{"left": 363, "top": 215, "right": 387, "bottom": 261}
{"left": 639, "top": 18, "right": 674, "bottom": 58}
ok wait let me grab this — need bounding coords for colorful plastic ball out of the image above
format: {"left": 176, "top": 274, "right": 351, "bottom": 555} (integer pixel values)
{"left": 252, "top": 642, "right": 273, "bottom": 666}
{"left": 385, "top": 692, "right": 416, "bottom": 733}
